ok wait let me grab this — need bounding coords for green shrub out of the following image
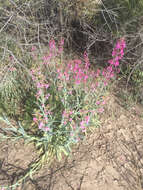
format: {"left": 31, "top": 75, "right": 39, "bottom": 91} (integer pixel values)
{"left": 0, "top": 36, "right": 37, "bottom": 123}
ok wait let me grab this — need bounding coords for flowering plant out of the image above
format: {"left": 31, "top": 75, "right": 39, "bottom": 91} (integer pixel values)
{"left": 0, "top": 38, "right": 125, "bottom": 189}
{"left": 29, "top": 39, "right": 104, "bottom": 163}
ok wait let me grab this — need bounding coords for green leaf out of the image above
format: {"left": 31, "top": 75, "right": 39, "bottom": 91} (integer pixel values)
{"left": 57, "top": 151, "right": 62, "bottom": 161}
{"left": 18, "top": 127, "right": 26, "bottom": 136}
{"left": 4, "top": 127, "right": 17, "bottom": 133}
{"left": 29, "top": 170, "right": 33, "bottom": 180}
{"left": 35, "top": 142, "right": 42, "bottom": 149}
{"left": 61, "top": 147, "right": 69, "bottom": 156}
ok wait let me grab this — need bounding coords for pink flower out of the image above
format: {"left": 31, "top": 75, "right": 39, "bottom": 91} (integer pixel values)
{"left": 107, "top": 66, "right": 112, "bottom": 72}
{"left": 49, "top": 40, "right": 56, "bottom": 51}
{"left": 98, "top": 108, "right": 104, "bottom": 113}
{"left": 96, "top": 69, "right": 100, "bottom": 77}
{"left": 69, "top": 111, "right": 73, "bottom": 115}
{"left": 36, "top": 82, "right": 42, "bottom": 88}
{"left": 85, "top": 116, "right": 90, "bottom": 124}
{"left": 32, "top": 76, "right": 36, "bottom": 81}
{"left": 37, "top": 89, "right": 42, "bottom": 95}
{"left": 102, "top": 100, "right": 106, "bottom": 105}
{"left": 80, "top": 121, "right": 85, "bottom": 129}
{"left": 45, "top": 127, "right": 50, "bottom": 132}
{"left": 31, "top": 46, "right": 36, "bottom": 51}
{"left": 64, "top": 121, "right": 67, "bottom": 125}
{"left": 114, "top": 60, "right": 119, "bottom": 67}
{"left": 69, "top": 118, "right": 72, "bottom": 122}
{"left": 44, "top": 84, "right": 49, "bottom": 89}
{"left": 60, "top": 38, "right": 64, "bottom": 45}
{"left": 75, "top": 80, "right": 81, "bottom": 85}
{"left": 108, "top": 59, "right": 114, "bottom": 65}
{"left": 84, "top": 75, "right": 88, "bottom": 81}
{"left": 112, "top": 50, "right": 116, "bottom": 57}
{"left": 115, "top": 42, "right": 121, "bottom": 49}
{"left": 96, "top": 82, "right": 99, "bottom": 87}
{"left": 42, "top": 55, "right": 51, "bottom": 61}
{"left": 62, "top": 111, "right": 67, "bottom": 117}
{"left": 45, "top": 93, "right": 50, "bottom": 99}
{"left": 58, "top": 47, "right": 63, "bottom": 53}
{"left": 120, "top": 49, "right": 124, "bottom": 57}
{"left": 110, "top": 38, "right": 126, "bottom": 68}
{"left": 46, "top": 111, "right": 51, "bottom": 115}
{"left": 104, "top": 81, "right": 108, "bottom": 86}
{"left": 33, "top": 117, "right": 37, "bottom": 122}
{"left": 102, "top": 70, "right": 105, "bottom": 76}
{"left": 96, "top": 101, "right": 100, "bottom": 105}
{"left": 39, "top": 122, "right": 44, "bottom": 129}
{"left": 9, "top": 67, "right": 17, "bottom": 71}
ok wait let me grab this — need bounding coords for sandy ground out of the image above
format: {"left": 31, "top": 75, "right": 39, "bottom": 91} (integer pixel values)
{"left": 0, "top": 92, "right": 143, "bottom": 190}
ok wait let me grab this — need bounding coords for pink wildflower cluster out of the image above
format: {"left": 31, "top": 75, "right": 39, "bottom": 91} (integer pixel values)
{"left": 30, "top": 38, "right": 126, "bottom": 135}
{"left": 30, "top": 68, "right": 50, "bottom": 97}
{"left": 80, "top": 116, "right": 90, "bottom": 132}
{"left": 62, "top": 109, "right": 91, "bottom": 134}
{"left": 108, "top": 38, "right": 126, "bottom": 67}
{"left": 30, "top": 39, "right": 64, "bottom": 132}
{"left": 95, "top": 97, "right": 106, "bottom": 113}
{"left": 32, "top": 103, "right": 52, "bottom": 131}
{"left": 57, "top": 38, "right": 126, "bottom": 90}
{"left": 30, "top": 68, "right": 51, "bottom": 131}
{"left": 8, "top": 67, "right": 17, "bottom": 72}
{"left": 57, "top": 52, "right": 90, "bottom": 85}
{"left": 33, "top": 110, "right": 51, "bottom": 132}
{"left": 101, "top": 38, "right": 126, "bottom": 85}
{"left": 62, "top": 110, "right": 73, "bottom": 125}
